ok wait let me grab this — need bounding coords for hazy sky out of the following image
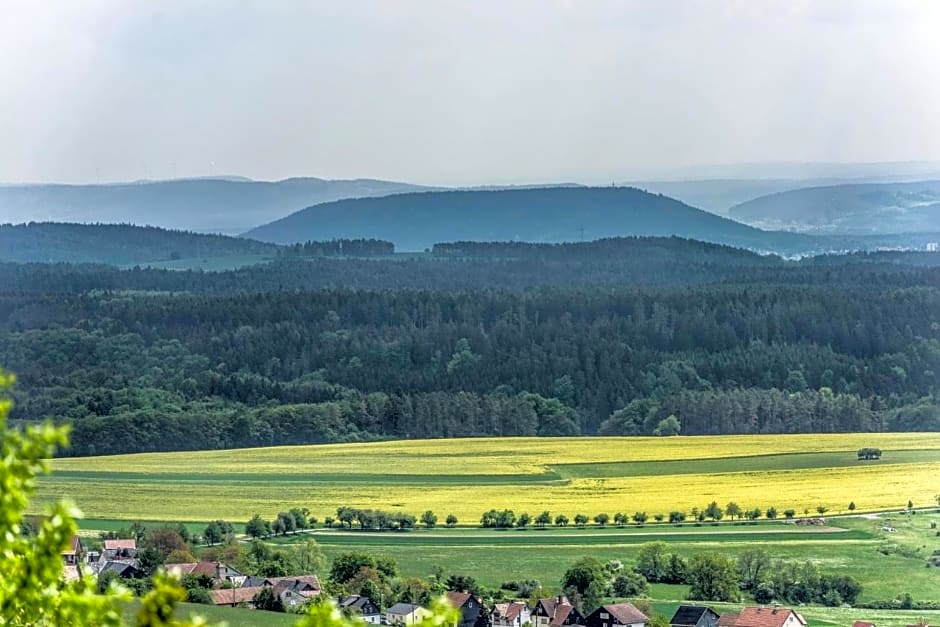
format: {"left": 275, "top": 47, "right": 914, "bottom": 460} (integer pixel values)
{"left": 2, "top": 0, "right": 939, "bottom": 185}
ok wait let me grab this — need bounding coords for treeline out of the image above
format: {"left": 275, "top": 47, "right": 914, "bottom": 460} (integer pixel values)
{"left": 3, "top": 281, "right": 940, "bottom": 455}
{"left": 560, "top": 547, "right": 862, "bottom": 610}
{"left": 4, "top": 237, "right": 940, "bottom": 295}
{"left": 0, "top": 222, "right": 278, "bottom": 265}
{"left": 277, "top": 238, "right": 395, "bottom": 258}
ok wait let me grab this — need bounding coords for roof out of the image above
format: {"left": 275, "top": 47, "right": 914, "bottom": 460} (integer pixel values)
{"left": 265, "top": 575, "right": 321, "bottom": 592}
{"left": 99, "top": 561, "right": 141, "bottom": 577}
{"left": 537, "top": 597, "right": 577, "bottom": 626}
{"left": 340, "top": 595, "right": 378, "bottom": 612}
{"left": 210, "top": 586, "right": 265, "bottom": 605}
{"left": 63, "top": 535, "right": 82, "bottom": 556}
{"left": 274, "top": 579, "right": 322, "bottom": 599}
{"left": 602, "top": 603, "right": 649, "bottom": 625}
{"left": 671, "top": 606, "right": 718, "bottom": 626}
{"left": 735, "top": 607, "right": 803, "bottom": 627}
{"left": 165, "top": 563, "right": 199, "bottom": 575}
{"left": 388, "top": 603, "right": 422, "bottom": 615}
{"left": 103, "top": 539, "right": 137, "bottom": 551}
{"left": 853, "top": 623, "right": 876, "bottom": 627}
{"left": 494, "top": 602, "right": 528, "bottom": 621}
{"left": 717, "top": 614, "right": 740, "bottom": 627}
{"left": 447, "top": 591, "right": 473, "bottom": 608}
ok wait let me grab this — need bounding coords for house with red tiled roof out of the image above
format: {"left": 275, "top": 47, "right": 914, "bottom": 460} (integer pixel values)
{"left": 102, "top": 538, "right": 137, "bottom": 560}
{"left": 733, "top": 607, "right": 806, "bottom": 627}
{"left": 533, "top": 596, "right": 584, "bottom": 627}
{"left": 716, "top": 614, "right": 739, "bottom": 627}
{"left": 585, "top": 603, "right": 649, "bottom": 627}
{"left": 852, "top": 622, "right": 876, "bottom": 627}
{"left": 492, "top": 601, "right": 531, "bottom": 627}
{"left": 446, "top": 591, "right": 485, "bottom": 627}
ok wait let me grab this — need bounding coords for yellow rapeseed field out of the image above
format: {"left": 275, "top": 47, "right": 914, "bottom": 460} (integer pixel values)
{"left": 38, "top": 433, "right": 940, "bottom": 523}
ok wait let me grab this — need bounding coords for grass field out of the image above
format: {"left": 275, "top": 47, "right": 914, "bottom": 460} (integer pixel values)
{"left": 37, "top": 434, "right": 940, "bottom": 523}
{"left": 256, "top": 512, "right": 938, "bottom": 616}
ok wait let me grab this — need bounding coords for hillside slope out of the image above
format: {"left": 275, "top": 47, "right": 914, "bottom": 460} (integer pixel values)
{"left": 0, "top": 222, "right": 279, "bottom": 265}
{"left": 0, "top": 177, "right": 435, "bottom": 233}
{"left": 244, "top": 186, "right": 812, "bottom": 253}
{"left": 728, "top": 180, "right": 940, "bottom": 234}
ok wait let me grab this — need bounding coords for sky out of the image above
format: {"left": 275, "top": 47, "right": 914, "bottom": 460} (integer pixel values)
{"left": 2, "top": 0, "right": 939, "bottom": 186}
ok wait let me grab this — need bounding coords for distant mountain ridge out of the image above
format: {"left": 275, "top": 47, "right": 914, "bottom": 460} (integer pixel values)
{"left": 0, "top": 177, "right": 438, "bottom": 234}
{"left": 728, "top": 180, "right": 940, "bottom": 234}
{"left": 243, "top": 185, "right": 836, "bottom": 254}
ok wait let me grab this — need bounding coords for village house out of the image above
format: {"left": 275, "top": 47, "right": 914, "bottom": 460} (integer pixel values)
{"left": 492, "top": 601, "right": 531, "bottom": 627}
{"left": 670, "top": 606, "right": 720, "bottom": 627}
{"left": 102, "top": 538, "right": 137, "bottom": 561}
{"left": 98, "top": 560, "right": 145, "bottom": 579}
{"left": 61, "top": 535, "right": 84, "bottom": 582}
{"left": 732, "top": 607, "right": 806, "bottom": 627}
{"left": 852, "top": 622, "right": 876, "bottom": 627}
{"left": 387, "top": 602, "right": 431, "bottom": 625}
{"left": 532, "top": 596, "right": 584, "bottom": 627}
{"left": 584, "top": 603, "right": 649, "bottom": 627}
{"left": 165, "top": 561, "right": 245, "bottom": 588}
{"left": 339, "top": 595, "right": 383, "bottom": 624}
{"left": 270, "top": 576, "right": 322, "bottom": 609}
{"left": 447, "top": 591, "right": 485, "bottom": 627}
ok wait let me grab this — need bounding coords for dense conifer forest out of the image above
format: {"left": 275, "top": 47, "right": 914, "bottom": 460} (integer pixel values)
{"left": 1, "top": 236, "right": 938, "bottom": 456}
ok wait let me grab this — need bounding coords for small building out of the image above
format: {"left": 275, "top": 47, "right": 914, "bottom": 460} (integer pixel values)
{"left": 446, "top": 591, "right": 485, "bottom": 627}
{"left": 734, "top": 607, "right": 806, "bottom": 627}
{"left": 165, "top": 561, "right": 245, "bottom": 588}
{"left": 492, "top": 601, "right": 531, "bottom": 627}
{"left": 388, "top": 602, "right": 430, "bottom": 625}
{"left": 533, "top": 596, "right": 584, "bottom": 627}
{"left": 210, "top": 586, "right": 265, "bottom": 608}
{"left": 340, "top": 595, "right": 383, "bottom": 624}
{"left": 98, "top": 560, "right": 144, "bottom": 579}
{"left": 62, "top": 534, "right": 84, "bottom": 581}
{"left": 852, "top": 622, "right": 876, "bottom": 627}
{"left": 271, "top": 576, "right": 322, "bottom": 609}
{"left": 585, "top": 603, "right": 649, "bottom": 627}
{"left": 102, "top": 538, "right": 137, "bottom": 560}
{"left": 670, "top": 606, "right": 719, "bottom": 627}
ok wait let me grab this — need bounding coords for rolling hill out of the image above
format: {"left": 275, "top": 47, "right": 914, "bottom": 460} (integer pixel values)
{"left": 244, "top": 186, "right": 819, "bottom": 253}
{"left": 728, "top": 180, "right": 940, "bottom": 234}
{"left": 0, "top": 222, "right": 280, "bottom": 265}
{"left": 0, "top": 177, "right": 436, "bottom": 234}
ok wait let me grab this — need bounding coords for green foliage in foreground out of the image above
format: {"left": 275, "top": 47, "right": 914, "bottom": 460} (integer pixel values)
{"left": 0, "top": 368, "right": 458, "bottom": 626}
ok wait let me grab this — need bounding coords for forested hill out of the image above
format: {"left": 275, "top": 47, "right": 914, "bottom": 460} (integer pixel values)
{"left": 2, "top": 283, "right": 939, "bottom": 456}
{"left": 0, "top": 222, "right": 280, "bottom": 264}
{"left": 244, "top": 186, "right": 819, "bottom": 254}
{"left": 2, "top": 236, "right": 940, "bottom": 456}
{"left": 0, "top": 177, "right": 435, "bottom": 233}
{"left": 728, "top": 180, "right": 940, "bottom": 234}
